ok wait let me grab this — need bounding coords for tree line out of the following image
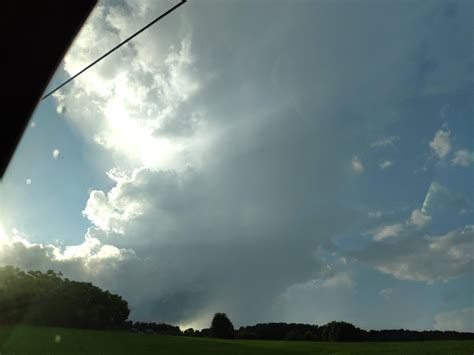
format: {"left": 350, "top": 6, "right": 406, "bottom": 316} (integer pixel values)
{"left": 0, "top": 266, "right": 129, "bottom": 329}
{"left": 188, "top": 314, "right": 474, "bottom": 342}
{"left": 0, "top": 267, "right": 472, "bottom": 342}
{"left": 233, "top": 320, "right": 474, "bottom": 342}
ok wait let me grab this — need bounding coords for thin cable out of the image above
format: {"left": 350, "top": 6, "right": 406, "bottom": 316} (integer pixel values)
{"left": 41, "top": 0, "right": 186, "bottom": 100}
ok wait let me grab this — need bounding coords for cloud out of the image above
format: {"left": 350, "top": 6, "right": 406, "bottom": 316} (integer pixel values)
{"left": 26, "top": 179, "right": 32, "bottom": 185}
{"left": 379, "top": 160, "right": 394, "bottom": 170}
{"left": 373, "top": 224, "right": 404, "bottom": 241}
{"left": 320, "top": 272, "right": 353, "bottom": 289}
{"left": 439, "top": 104, "right": 450, "bottom": 119}
{"left": 429, "top": 129, "right": 451, "bottom": 159}
{"left": 434, "top": 308, "right": 474, "bottom": 332}
{"left": 83, "top": 188, "right": 142, "bottom": 233}
{"left": 44, "top": 0, "right": 422, "bottom": 325}
{"left": 452, "top": 149, "right": 474, "bottom": 167}
{"left": 52, "top": 149, "right": 60, "bottom": 159}
{"left": 351, "top": 156, "right": 364, "bottom": 174}
{"left": 368, "top": 211, "right": 382, "bottom": 218}
{"left": 379, "top": 288, "right": 393, "bottom": 300}
{"left": 277, "top": 270, "right": 356, "bottom": 325}
{"left": 77, "top": 163, "right": 356, "bottom": 324}
{"left": 372, "top": 209, "right": 430, "bottom": 241}
{"left": 370, "top": 136, "right": 399, "bottom": 148}
{"left": 409, "top": 209, "right": 431, "bottom": 228}
{"left": 0, "top": 229, "right": 137, "bottom": 284}
{"left": 356, "top": 225, "right": 474, "bottom": 283}
{"left": 54, "top": 4, "right": 203, "bottom": 170}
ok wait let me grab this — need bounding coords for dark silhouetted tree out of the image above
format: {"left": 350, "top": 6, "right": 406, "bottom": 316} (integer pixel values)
{"left": 132, "top": 322, "right": 181, "bottom": 335}
{"left": 322, "top": 321, "right": 365, "bottom": 341}
{"left": 211, "top": 312, "right": 234, "bottom": 339}
{"left": 0, "top": 266, "right": 129, "bottom": 329}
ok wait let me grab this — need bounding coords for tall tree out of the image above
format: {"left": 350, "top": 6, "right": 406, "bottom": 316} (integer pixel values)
{"left": 211, "top": 312, "right": 235, "bottom": 339}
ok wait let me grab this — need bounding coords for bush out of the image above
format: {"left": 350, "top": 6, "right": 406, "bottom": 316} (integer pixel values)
{"left": 184, "top": 328, "right": 195, "bottom": 336}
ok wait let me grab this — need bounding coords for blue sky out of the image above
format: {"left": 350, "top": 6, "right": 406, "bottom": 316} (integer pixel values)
{"left": 0, "top": 0, "right": 473, "bottom": 331}
{"left": 1, "top": 90, "right": 110, "bottom": 245}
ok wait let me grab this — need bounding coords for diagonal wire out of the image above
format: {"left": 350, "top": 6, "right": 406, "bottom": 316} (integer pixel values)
{"left": 41, "top": 0, "right": 187, "bottom": 100}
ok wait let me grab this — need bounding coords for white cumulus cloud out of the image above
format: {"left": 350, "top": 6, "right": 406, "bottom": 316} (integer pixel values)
{"left": 409, "top": 209, "right": 431, "bottom": 228}
{"left": 452, "top": 149, "right": 474, "bottom": 167}
{"left": 54, "top": 4, "right": 204, "bottom": 171}
{"left": 0, "top": 229, "right": 137, "bottom": 282}
{"left": 429, "top": 129, "right": 451, "bottom": 159}
{"left": 358, "top": 225, "right": 474, "bottom": 283}
{"left": 373, "top": 223, "right": 404, "bottom": 241}
{"left": 372, "top": 209, "right": 431, "bottom": 241}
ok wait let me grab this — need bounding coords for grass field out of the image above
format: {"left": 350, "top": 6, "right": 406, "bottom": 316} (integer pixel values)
{"left": 0, "top": 326, "right": 473, "bottom": 354}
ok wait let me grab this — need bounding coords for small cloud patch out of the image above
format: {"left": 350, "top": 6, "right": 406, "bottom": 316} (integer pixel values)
{"left": 452, "top": 149, "right": 474, "bottom": 167}
{"left": 373, "top": 223, "right": 403, "bottom": 241}
{"left": 409, "top": 209, "right": 431, "bottom": 228}
{"left": 370, "top": 136, "right": 399, "bottom": 149}
{"left": 429, "top": 129, "right": 451, "bottom": 159}
{"left": 379, "top": 288, "right": 393, "bottom": 300}
{"left": 351, "top": 156, "right": 364, "bottom": 174}
{"left": 379, "top": 160, "right": 394, "bottom": 170}
{"left": 368, "top": 211, "right": 382, "bottom": 218}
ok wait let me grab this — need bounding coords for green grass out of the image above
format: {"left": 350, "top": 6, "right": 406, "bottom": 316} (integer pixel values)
{"left": 0, "top": 326, "right": 473, "bottom": 355}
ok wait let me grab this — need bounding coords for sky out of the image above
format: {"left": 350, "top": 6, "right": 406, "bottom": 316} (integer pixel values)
{"left": 0, "top": 0, "right": 473, "bottom": 332}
